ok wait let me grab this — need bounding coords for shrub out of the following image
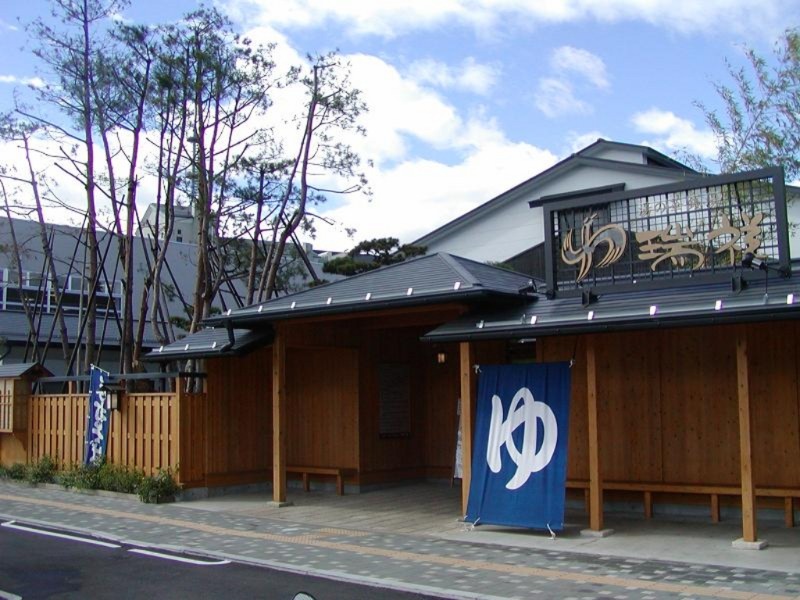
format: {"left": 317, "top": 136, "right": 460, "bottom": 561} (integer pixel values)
{"left": 138, "top": 467, "right": 180, "bottom": 503}
{"left": 56, "top": 462, "right": 101, "bottom": 490}
{"left": 5, "top": 463, "right": 28, "bottom": 481}
{"left": 26, "top": 455, "right": 58, "bottom": 484}
{"left": 97, "top": 463, "right": 145, "bottom": 494}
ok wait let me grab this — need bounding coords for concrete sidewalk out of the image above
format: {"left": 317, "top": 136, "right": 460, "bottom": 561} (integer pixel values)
{"left": 1, "top": 480, "right": 799, "bottom": 599}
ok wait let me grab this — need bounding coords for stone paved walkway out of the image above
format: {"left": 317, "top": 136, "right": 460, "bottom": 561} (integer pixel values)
{"left": 1, "top": 481, "right": 799, "bottom": 599}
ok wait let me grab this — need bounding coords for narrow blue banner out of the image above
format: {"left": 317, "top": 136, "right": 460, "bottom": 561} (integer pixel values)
{"left": 85, "top": 365, "right": 112, "bottom": 465}
{"left": 466, "top": 363, "right": 572, "bottom": 530}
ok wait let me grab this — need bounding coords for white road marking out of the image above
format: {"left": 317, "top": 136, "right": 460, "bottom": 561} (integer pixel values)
{"left": 1, "top": 521, "right": 120, "bottom": 548}
{"left": 128, "top": 548, "right": 230, "bottom": 565}
{"left": 0, "top": 590, "right": 22, "bottom": 600}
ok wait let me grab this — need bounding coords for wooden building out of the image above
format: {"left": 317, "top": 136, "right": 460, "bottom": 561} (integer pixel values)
{"left": 147, "top": 166, "right": 800, "bottom": 547}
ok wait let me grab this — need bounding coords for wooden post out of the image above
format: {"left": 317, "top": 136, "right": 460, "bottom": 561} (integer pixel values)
{"left": 272, "top": 329, "right": 288, "bottom": 504}
{"left": 586, "top": 335, "right": 604, "bottom": 531}
{"left": 736, "top": 333, "right": 758, "bottom": 543}
{"left": 459, "top": 341, "right": 474, "bottom": 517}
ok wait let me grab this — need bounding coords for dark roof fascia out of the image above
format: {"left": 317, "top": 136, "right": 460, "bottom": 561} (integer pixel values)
{"left": 582, "top": 139, "right": 694, "bottom": 171}
{"left": 529, "top": 182, "right": 626, "bottom": 208}
{"left": 413, "top": 155, "right": 700, "bottom": 247}
{"left": 209, "top": 288, "right": 525, "bottom": 329}
{"left": 422, "top": 303, "right": 800, "bottom": 343}
{"left": 422, "top": 275, "right": 800, "bottom": 343}
{"left": 540, "top": 166, "right": 779, "bottom": 215}
{"left": 143, "top": 328, "right": 273, "bottom": 362}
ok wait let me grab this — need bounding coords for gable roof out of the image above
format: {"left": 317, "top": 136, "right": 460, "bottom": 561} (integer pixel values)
{"left": 0, "top": 362, "right": 53, "bottom": 379}
{"left": 423, "top": 269, "right": 800, "bottom": 342}
{"left": 204, "top": 252, "right": 537, "bottom": 328}
{"left": 413, "top": 139, "right": 698, "bottom": 249}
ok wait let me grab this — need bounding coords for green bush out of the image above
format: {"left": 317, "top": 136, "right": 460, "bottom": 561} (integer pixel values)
{"left": 97, "top": 463, "right": 145, "bottom": 494}
{"left": 4, "top": 462, "right": 28, "bottom": 481}
{"left": 55, "top": 460, "right": 144, "bottom": 493}
{"left": 26, "top": 455, "right": 58, "bottom": 484}
{"left": 56, "top": 462, "right": 101, "bottom": 490}
{"left": 138, "top": 467, "right": 180, "bottom": 503}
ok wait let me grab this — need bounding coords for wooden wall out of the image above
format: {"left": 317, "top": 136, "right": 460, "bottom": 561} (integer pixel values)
{"left": 539, "top": 322, "right": 800, "bottom": 491}
{"left": 204, "top": 345, "right": 272, "bottom": 486}
{"left": 286, "top": 346, "right": 359, "bottom": 470}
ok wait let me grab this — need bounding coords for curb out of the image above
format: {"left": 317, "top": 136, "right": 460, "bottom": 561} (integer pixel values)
{"left": 0, "top": 511, "right": 502, "bottom": 600}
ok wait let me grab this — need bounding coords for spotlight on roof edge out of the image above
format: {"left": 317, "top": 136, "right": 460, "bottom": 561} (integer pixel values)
{"left": 714, "top": 299, "right": 723, "bottom": 311}
{"left": 365, "top": 292, "right": 371, "bottom": 300}
{"left": 326, "top": 297, "right": 332, "bottom": 305}
{"left": 477, "top": 320, "right": 485, "bottom": 329}
{"left": 587, "top": 310, "right": 594, "bottom": 321}
{"left": 211, "top": 341, "right": 217, "bottom": 349}
{"left": 226, "top": 308, "right": 231, "bottom": 316}
{"left": 530, "top": 315, "right": 538, "bottom": 325}
{"left": 649, "top": 305, "right": 657, "bottom": 316}
{"left": 453, "top": 281, "right": 461, "bottom": 290}
{"left": 290, "top": 301, "right": 296, "bottom": 309}
{"left": 407, "top": 287, "right": 413, "bottom": 296}
{"left": 788, "top": 293, "right": 795, "bottom": 305}
{"left": 258, "top": 305, "right": 263, "bottom": 313}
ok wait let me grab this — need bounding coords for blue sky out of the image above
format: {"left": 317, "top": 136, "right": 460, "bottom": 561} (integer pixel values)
{"left": 0, "top": 0, "right": 797, "bottom": 250}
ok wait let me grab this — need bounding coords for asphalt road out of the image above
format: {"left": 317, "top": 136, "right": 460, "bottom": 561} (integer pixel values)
{"left": 0, "top": 520, "right": 434, "bottom": 600}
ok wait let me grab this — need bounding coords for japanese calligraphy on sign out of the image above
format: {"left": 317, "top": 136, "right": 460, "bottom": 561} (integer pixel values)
{"left": 561, "top": 212, "right": 765, "bottom": 282}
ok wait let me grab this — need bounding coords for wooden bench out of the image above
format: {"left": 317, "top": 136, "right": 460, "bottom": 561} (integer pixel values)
{"left": 287, "top": 466, "right": 346, "bottom": 495}
{"left": 566, "top": 480, "right": 800, "bottom": 527}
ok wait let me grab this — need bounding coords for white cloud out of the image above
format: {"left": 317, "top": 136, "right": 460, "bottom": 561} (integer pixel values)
{"left": 225, "top": 0, "right": 797, "bottom": 40}
{"left": 0, "top": 75, "right": 46, "bottom": 88}
{"left": 631, "top": 108, "right": 717, "bottom": 158}
{"left": 534, "top": 78, "right": 591, "bottom": 118}
{"left": 316, "top": 140, "right": 558, "bottom": 249}
{"left": 565, "top": 131, "right": 607, "bottom": 154}
{"left": 406, "top": 57, "right": 499, "bottom": 95}
{"left": 551, "top": 46, "right": 609, "bottom": 89}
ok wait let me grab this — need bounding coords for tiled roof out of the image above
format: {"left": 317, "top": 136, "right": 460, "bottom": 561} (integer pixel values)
{"left": 205, "top": 253, "right": 537, "bottom": 327}
{"left": 423, "top": 270, "right": 800, "bottom": 342}
{"left": 143, "top": 327, "right": 272, "bottom": 362}
{"left": 0, "top": 362, "right": 53, "bottom": 378}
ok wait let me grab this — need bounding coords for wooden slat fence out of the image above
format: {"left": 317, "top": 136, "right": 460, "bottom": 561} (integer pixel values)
{"left": 0, "top": 381, "right": 13, "bottom": 432}
{"left": 27, "top": 390, "right": 206, "bottom": 483}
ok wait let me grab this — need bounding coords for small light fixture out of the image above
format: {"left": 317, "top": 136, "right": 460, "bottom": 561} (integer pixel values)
{"left": 100, "top": 382, "right": 124, "bottom": 411}
{"left": 258, "top": 305, "right": 263, "bottom": 312}
{"left": 211, "top": 341, "right": 217, "bottom": 349}
{"left": 787, "top": 293, "right": 795, "bottom": 305}
{"left": 587, "top": 310, "right": 594, "bottom": 321}
{"left": 290, "top": 301, "right": 296, "bottom": 309}
{"left": 436, "top": 352, "right": 447, "bottom": 364}
{"left": 407, "top": 287, "right": 414, "bottom": 296}
{"left": 742, "top": 252, "right": 767, "bottom": 271}
{"left": 714, "top": 299, "right": 723, "bottom": 311}
{"left": 453, "top": 281, "right": 461, "bottom": 290}
{"left": 530, "top": 315, "right": 538, "bottom": 325}
{"left": 477, "top": 320, "right": 485, "bottom": 329}
{"left": 365, "top": 292, "right": 372, "bottom": 300}
{"left": 649, "top": 305, "right": 658, "bottom": 316}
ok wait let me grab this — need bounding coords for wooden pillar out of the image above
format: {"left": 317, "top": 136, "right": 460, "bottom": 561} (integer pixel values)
{"left": 586, "top": 335, "right": 604, "bottom": 531}
{"left": 736, "top": 332, "right": 758, "bottom": 542}
{"left": 459, "top": 341, "right": 475, "bottom": 516}
{"left": 272, "top": 329, "right": 287, "bottom": 504}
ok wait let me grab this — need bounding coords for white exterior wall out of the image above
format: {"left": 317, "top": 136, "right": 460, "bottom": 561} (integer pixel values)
{"left": 424, "top": 165, "right": 691, "bottom": 263}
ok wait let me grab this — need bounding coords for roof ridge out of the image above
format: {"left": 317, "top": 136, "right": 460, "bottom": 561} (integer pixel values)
{"left": 438, "top": 253, "right": 482, "bottom": 286}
